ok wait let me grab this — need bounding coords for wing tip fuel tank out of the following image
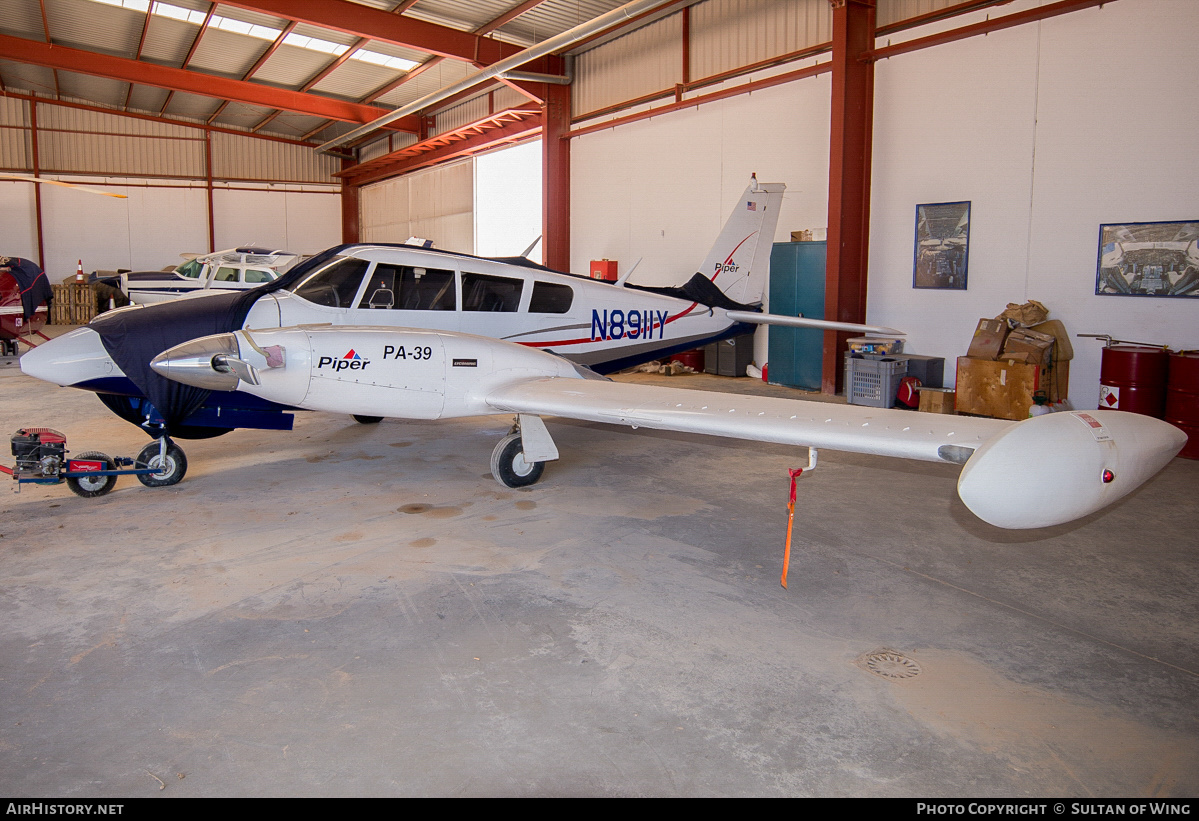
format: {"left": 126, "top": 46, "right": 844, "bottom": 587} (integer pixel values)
{"left": 956, "top": 410, "right": 1187, "bottom": 529}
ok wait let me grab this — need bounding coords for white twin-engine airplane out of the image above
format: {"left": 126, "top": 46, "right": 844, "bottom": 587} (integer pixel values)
{"left": 18, "top": 178, "right": 1187, "bottom": 529}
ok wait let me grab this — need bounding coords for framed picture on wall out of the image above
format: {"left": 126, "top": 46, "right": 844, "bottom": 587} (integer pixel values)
{"left": 1096, "top": 220, "right": 1199, "bottom": 297}
{"left": 913, "top": 201, "right": 970, "bottom": 290}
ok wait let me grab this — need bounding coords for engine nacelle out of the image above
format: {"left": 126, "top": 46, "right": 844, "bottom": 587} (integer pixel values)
{"left": 151, "top": 326, "right": 593, "bottom": 420}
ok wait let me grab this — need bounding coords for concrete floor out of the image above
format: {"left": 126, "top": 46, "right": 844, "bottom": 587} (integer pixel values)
{"left": 1, "top": 336, "right": 1198, "bottom": 797}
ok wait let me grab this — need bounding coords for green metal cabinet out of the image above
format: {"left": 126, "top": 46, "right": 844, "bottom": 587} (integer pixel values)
{"left": 768, "top": 241, "right": 826, "bottom": 391}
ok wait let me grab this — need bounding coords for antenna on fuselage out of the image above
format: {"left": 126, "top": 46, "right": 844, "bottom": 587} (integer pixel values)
{"left": 615, "top": 257, "right": 642, "bottom": 287}
{"left": 520, "top": 236, "right": 542, "bottom": 258}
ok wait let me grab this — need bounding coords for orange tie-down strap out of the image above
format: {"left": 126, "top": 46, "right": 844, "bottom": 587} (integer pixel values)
{"left": 780, "top": 467, "right": 805, "bottom": 589}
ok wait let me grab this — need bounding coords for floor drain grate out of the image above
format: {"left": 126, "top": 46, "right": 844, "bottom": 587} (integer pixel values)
{"left": 861, "top": 650, "right": 922, "bottom": 680}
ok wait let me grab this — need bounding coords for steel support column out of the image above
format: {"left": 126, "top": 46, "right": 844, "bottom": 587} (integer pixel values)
{"left": 30, "top": 100, "right": 44, "bottom": 270}
{"left": 341, "top": 159, "right": 360, "bottom": 244}
{"left": 822, "top": 0, "right": 876, "bottom": 395}
{"left": 541, "top": 57, "right": 571, "bottom": 271}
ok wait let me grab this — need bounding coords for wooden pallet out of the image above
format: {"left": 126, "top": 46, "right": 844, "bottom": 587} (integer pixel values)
{"left": 50, "top": 282, "right": 96, "bottom": 325}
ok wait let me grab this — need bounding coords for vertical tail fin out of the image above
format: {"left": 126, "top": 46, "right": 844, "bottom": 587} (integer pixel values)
{"left": 696, "top": 176, "right": 786, "bottom": 306}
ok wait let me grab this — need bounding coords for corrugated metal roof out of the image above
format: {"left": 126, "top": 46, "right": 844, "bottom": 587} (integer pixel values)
{"left": 251, "top": 43, "right": 339, "bottom": 89}
{"left": 311, "top": 58, "right": 405, "bottom": 101}
{"left": 188, "top": 28, "right": 274, "bottom": 78}
{"left": 1, "top": 0, "right": 674, "bottom": 147}
{"left": 44, "top": 0, "right": 144, "bottom": 56}
{"left": 140, "top": 16, "right": 207, "bottom": 67}
{"left": 0, "top": 0, "right": 49, "bottom": 40}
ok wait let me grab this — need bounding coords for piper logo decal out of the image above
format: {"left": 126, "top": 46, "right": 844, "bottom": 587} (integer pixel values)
{"left": 317, "top": 349, "right": 370, "bottom": 372}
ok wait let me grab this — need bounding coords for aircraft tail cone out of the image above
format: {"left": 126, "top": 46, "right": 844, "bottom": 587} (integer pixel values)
{"left": 956, "top": 410, "right": 1187, "bottom": 529}
{"left": 150, "top": 333, "right": 242, "bottom": 391}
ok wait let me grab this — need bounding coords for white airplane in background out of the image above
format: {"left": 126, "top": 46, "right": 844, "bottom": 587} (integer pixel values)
{"left": 18, "top": 176, "right": 1187, "bottom": 529}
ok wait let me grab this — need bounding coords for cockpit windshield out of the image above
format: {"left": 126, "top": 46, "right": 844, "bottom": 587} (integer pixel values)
{"left": 176, "top": 258, "right": 205, "bottom": 279}
{"left": 291, "top": 256, "right": 370, "bottom": 308}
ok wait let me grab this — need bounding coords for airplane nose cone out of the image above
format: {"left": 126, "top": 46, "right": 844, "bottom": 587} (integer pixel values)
{"left": 20, "top": 327, "right": 120, "bottom": 387}
{"left": 150, "top": 333, "right": 242, "bottom": 390}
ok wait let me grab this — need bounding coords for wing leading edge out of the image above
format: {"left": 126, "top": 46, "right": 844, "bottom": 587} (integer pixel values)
{"left": 487, "top": 377, "right": 1011, "bottom": 463}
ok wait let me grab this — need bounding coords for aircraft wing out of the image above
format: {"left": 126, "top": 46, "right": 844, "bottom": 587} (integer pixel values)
{"left": 487, "top": 376, "right": 1007, "bottom": 463}
{"left": 488, "top": 377, "right": 1187, "bottom": 530}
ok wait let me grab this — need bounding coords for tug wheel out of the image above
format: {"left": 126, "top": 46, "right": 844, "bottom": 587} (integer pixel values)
{"left": 490, "top": 433, "right": 544, "bottom": 488}
{"left": 136, "top": 441, "right": 188, "bottom": 487}
{"left": 66, "top": 452, "right": 118, "bottom": 498}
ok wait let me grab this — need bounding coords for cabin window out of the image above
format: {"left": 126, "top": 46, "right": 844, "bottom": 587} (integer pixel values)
{"left": 292, "top": 256, "right": 370, "bottom": 308}
{"left": 214, "top": 267, "right": 239, "bottom": 282}
{"left": 462, "top": 273, "right": 523, "bottom": 312}
{"left": 244, "top": 269, "right": 273, "bottom": 284}
{"left": 528, "top": 281, "right": 573, "bottom": 314}
{"left": 357, "top": 264, "right": 455, "bottom": 310}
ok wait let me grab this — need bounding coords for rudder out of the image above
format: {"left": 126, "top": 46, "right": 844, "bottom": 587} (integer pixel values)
{"left": 696, "top": 176, "right": 786, "bottom": 306}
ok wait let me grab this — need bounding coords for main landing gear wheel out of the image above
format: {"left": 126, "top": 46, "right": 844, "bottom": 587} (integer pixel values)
{"left": 136, "top": 441, "right": 187, "bottom": 487}
{"left": 66, "top": 452, "right": 118, "bottom": 498}
{"left": 490, "top": 432, "right": 544, "bottom": 488}
{"left": 353, "top": 415, "right": 383, "bottom": 424}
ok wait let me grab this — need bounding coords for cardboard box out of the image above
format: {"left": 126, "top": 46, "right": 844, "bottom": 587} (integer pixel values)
{"left": 917, "top": 387, "right": 955, "bottom": 414}
{"left": 1029, "top": 319, "right": 1074, "bottom": 361}
{"left": 966, "top": 318, "right": 1011, "bottom": 360}
{"left": 1001, "top": 327, "right": 1056, "bottom": 365}
{"left": 955, "top": 357, "right": 1070, "bottom": 421}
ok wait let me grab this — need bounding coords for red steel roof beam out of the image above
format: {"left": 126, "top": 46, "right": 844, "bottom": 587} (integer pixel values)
{"left": 866, "top": 0, "right": 1113, "bottom": 61}
{"left": 337, "top": 114, "right": 540, "bottom": 185}
{"left": 217, "top": 0, "right": 522, "bottom": 65}
{"left": 0, "top": 34, "right": 419, "bottom": 131}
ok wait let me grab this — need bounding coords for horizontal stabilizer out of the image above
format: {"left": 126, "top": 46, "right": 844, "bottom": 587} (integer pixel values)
{"left": 725, "top": 310, "right": 904, "bottom": 336}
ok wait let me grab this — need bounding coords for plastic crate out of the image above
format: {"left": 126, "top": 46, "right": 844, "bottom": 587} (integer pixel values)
{"left": 844, "top": 354, "right": 908, "bottom": 408}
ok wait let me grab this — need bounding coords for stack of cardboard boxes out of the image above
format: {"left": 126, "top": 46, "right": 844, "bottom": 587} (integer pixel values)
{"left": 955, "top": 305, "right": 1074, "bottom": 421}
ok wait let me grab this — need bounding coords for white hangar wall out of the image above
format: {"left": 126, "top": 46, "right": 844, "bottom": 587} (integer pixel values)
{"left": 0, "top": 177, "right": 340, "bottom": 280}
{"left": 0, "top": 98, "right": 341, "bottom": 280}
{"left": 569, "top": 0, "right": 1198, "bottom": 408}
{"left": 868, "top": 0, "right": 1199, "bottom": 409}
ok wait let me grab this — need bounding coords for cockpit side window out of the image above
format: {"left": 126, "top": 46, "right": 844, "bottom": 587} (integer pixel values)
{"left": 244, "top": 269, "right": 273, "bottom": 284}
{"left": 462, "top": 272, "right": 523, "bottom": 312}
{"left": 528, "top": 281, "right": 574, "bottom": 314}
{"left": 292, "top": 256, "right": 370, "bottom": 308}
{"left": 358, "top": 263, "right": 455, "bottom": 310}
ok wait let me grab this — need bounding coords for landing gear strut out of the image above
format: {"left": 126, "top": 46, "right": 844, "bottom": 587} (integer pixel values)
{"left": 136, "top": 438, "right": 187, "bottom": 487}
{"left": 489, "top": 415, "right": 558, "bottom": 489}
{"left": 490, "top": 432, "right": 544, "bottom": 488}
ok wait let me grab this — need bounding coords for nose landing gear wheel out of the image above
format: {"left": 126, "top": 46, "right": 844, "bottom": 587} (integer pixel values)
{"left": 66, "top": 452, "right": 118, "bottom": 498}
{"left": 490, "top": 432, "right": 544, "bottom": 488}
{"left": 136, "top": 441, "right": 187, "bottom": 487}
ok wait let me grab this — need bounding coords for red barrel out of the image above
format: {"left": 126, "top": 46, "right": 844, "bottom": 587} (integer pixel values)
{"left": 1098, "top": 345, "right": 1168, "bottom": 417}
{"left": 1165, "top": 351, "right": 1199, "bottom": 459}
